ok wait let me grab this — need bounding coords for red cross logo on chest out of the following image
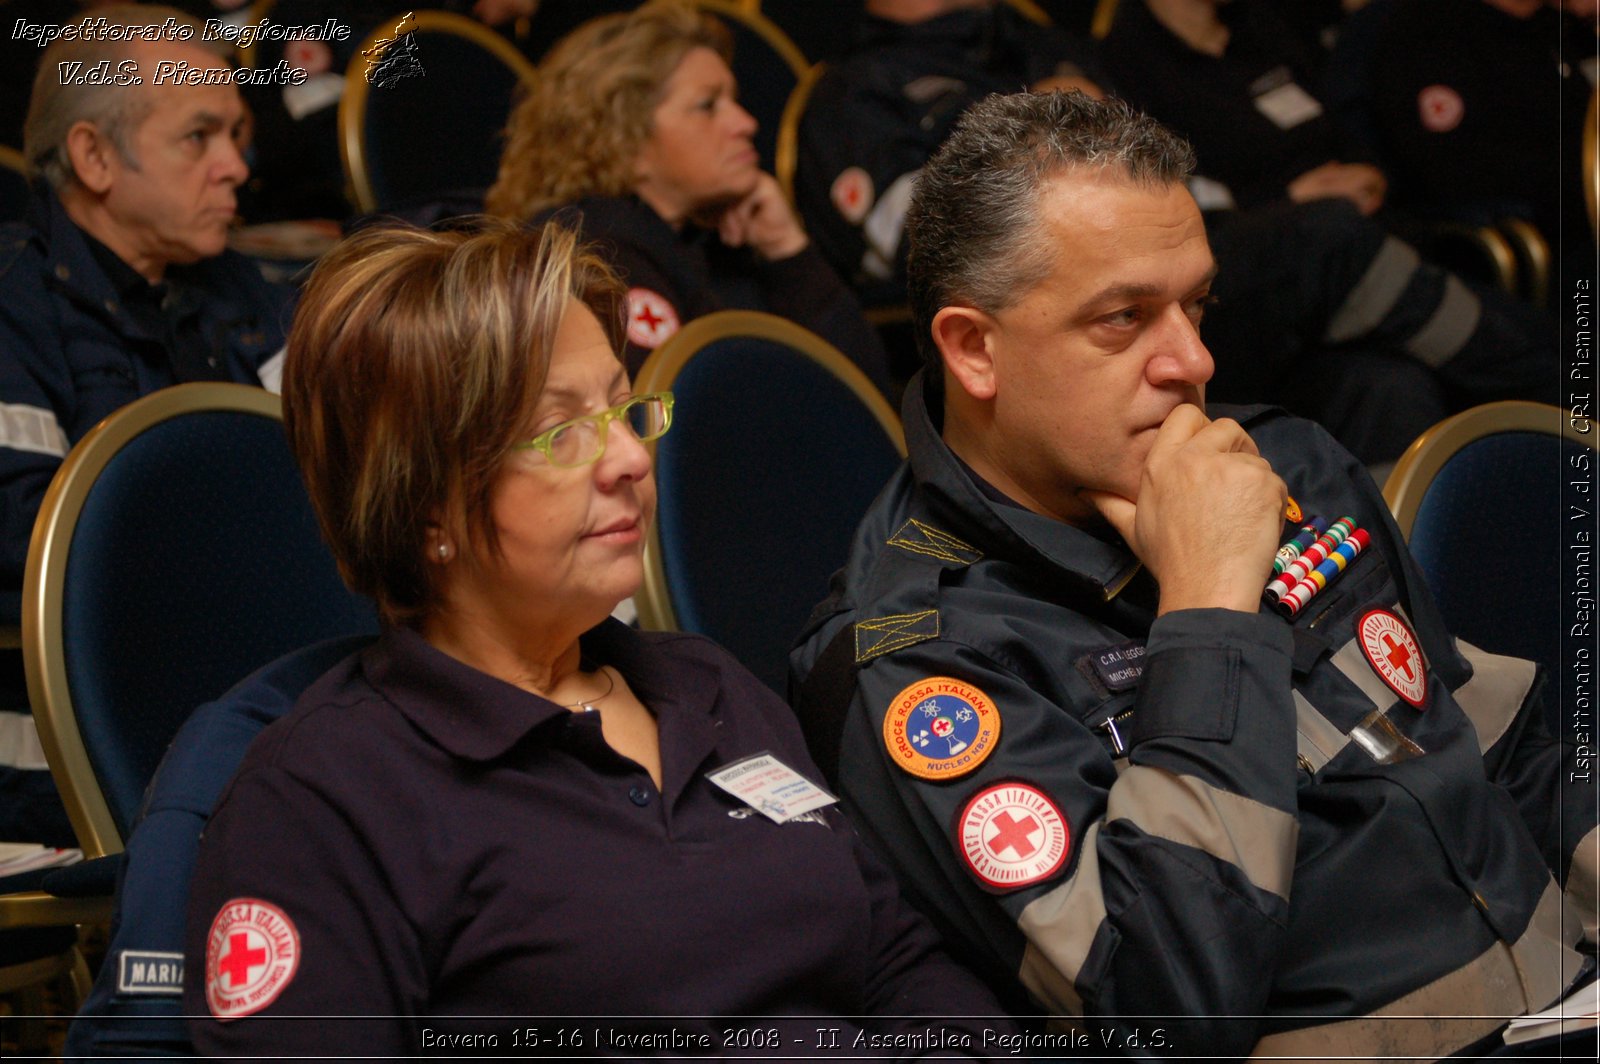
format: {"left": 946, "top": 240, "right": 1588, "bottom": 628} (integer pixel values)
{"left": 988, "top": 811, "right": 1040, "bottom": 858}
{"left": 1359, "top": 609, "right": 1428, "bottom": 708}
{"left": 1383, "top": 633, "right": 1415, "bottom": 680}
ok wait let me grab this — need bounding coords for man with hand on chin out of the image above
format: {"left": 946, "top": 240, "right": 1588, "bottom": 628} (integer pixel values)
{"left": 791, "top": 91, "right": 1596, "bottom": 1058}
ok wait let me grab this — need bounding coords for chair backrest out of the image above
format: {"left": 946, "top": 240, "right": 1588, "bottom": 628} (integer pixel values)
{"left": 0, "top": 144, "right": 29, "bottom": 225}
{"left": 774, "top": 60, "right": 826, "bottom": 205}
{"left": 1001, "top": 0, "right": 1053, "bottom": 25}
{"left": 634, "top": 312, "right": 905, "bottom": 695}
{"left": 22, "top": 384, "right": 378, "bottom": 860}
{"left": 1383, "top": 401, "right": 1594, "bottom": 725}
{"left": 1586, "top": 85, "right": 1597, "bottom": 240}
{"left": 752, "top": 0, "right": 862, "bottom": 64}
{"left": 338, "top": 10, "right": 536, "bottom": 214}
{"left": 694, "top": 1, "right": 808, "bottom": 174}
{"left": 1091, "top": 0, "right": 1120, "bottom": 38}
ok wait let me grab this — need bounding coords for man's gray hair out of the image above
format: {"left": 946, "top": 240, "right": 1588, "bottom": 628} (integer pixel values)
{"left": 906, "top": 91, "right": 1196, "bottom": 374}
{"left": 22, "top": 4, "right": 227, "bottom": 192}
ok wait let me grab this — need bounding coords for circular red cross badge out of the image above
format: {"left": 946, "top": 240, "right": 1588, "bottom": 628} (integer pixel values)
{"left": 205, "top": 898, "right": 301, "bottom": 1020}
{"left": 1358, "top": 609, "right": 1428, "bottom": 708}
{"left": 955, "top": 780, "right": 1071, "bottom": 893}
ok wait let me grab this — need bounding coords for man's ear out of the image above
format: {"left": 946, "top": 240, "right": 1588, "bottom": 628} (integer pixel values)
{"left": 931, "top": 305, "right": 998, "bottom": 402}
{"left": 63, "top": 120, "right": 117, "bottom": 195}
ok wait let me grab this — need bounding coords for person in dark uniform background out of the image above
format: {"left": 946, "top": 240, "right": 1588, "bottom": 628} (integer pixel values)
{"left": 183, "top": 218, "right": 1007, "bottom": 1055}
{"left": 794, "top": 0, "right": 1558, "bottom": 463}
{"left": 796, "top": 0, "right": 1106, "bottom": 306}
{"left": 790, "top": 92, "right": 1596, "bottom": 1058}
{"left": 0, "top": 3, "right": 290, "bottom": 846}
{"left": 1325, "top": 0, "right": 1596, "bottom": 271}
{"left": 486, "top": 0, "right": 890, "bottom": 393}
{"left": 1100, "top": 0, "right": 1387, "bottom": 214}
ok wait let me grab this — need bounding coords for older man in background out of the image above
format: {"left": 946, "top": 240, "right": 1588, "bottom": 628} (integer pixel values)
{"left": 0, "top": 4, "right": 289, "bottom": 844}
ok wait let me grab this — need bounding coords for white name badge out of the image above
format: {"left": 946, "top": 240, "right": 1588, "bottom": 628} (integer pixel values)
{"left": 1254, "top": 81, "right": 1323, "bottom": 130}
{"left": 706, "top": 753, "right": 838, "bottom": 824}
{"left": 282, "top": 73, "right": 344, "bottom": 122}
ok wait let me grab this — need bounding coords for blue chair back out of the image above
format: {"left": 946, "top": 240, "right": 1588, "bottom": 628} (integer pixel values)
{"left": 338, "top": 10, "right": 535, "bottom": 214}
{"left": 635, "top": 312, "right": 905, "bottom": 695}
{"left": 1385, "top": 402, "right": 1593, "bottom": 732}
{"left": 23, "top": 384, "right": 378, "bottom": 857}
{"left": 1407, "top": 433, "right": 1563, "bottom": 674}
{"left": 0, "top": 145, "right": 28, "bottom": 225}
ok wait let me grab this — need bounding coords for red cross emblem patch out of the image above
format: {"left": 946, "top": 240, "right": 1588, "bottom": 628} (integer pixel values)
{"left": 204, "top": 898, "right": 301, "bottom": 1020}
{"left": 955, "top": 781, "right": 1070, "bottom": 893}
{"left": 625, "top": 287, "right": 680, "bottom": 350}
{"left": 284, "top": 40, "right": 334, "bottom": 75}
{"left": 1358, "top": 609, "right": 1428, "bottom": 708}
{"left": 1417, "top": 85, "right": 1464, "bottom": 133}
{"left": 830, "top": 167, "right": 875, "bottom": 225}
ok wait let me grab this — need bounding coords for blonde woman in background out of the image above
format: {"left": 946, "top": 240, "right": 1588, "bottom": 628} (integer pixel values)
{"left": 487, "top": 0, "right": 891, "bottom": 391}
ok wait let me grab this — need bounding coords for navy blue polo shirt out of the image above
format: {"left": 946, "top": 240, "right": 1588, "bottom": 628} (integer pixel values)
{"left": 184, "top": 621, "right": 1004, "bottom": 1057}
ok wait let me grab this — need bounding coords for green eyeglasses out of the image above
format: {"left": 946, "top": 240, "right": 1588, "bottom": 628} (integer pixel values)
{"left": 514, "top": 392, "right": 675, "bottom": 468}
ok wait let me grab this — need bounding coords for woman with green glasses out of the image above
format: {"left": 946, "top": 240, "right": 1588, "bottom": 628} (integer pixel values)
{"left": 181, "top": 218, "right": 1004, "bottom": 1055}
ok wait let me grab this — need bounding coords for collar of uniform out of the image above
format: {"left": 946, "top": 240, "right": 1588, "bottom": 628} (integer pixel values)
{"left": 359, "top": 620, "right": 722, "bottom": 770}
{"left": 901, "top": 370, "right": 1140, "bottom": 601}
{"left": 30, "top": 184, "right": 162, "bottom": 342}
{"left": 81, "top": 227, "right": 153, "bottom": 304}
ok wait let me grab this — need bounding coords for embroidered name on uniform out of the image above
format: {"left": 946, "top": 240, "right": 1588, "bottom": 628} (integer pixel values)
{"left": 117, "top": 950, "right": 184, "bottom": 995}
{"left": 1079, "top": 640, "right": 1146, "bottom": 693}
{"left": 887, "top": 519, "right": 982, "bottom": 565}
{"left": 855, "top": 609, "right": 939, "bottom": 663}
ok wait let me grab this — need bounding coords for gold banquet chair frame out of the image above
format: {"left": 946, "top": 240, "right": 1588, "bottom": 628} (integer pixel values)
{"left": 1383, "top": 400, "right": 1595, "bottom": 537}
{"left": 696, "top": 0, "right": 809, "bottom": 80}
{"left": 632, "top": 312, "right": 905, "bottom": 679}
{"left": 338, "top": 9, "right": 537, "bottom": 215}
{"left": 21, "top": 384, "right": 285, "bottom": 864}
{"left": 774, "top": 60, "right": 827, "bottom": 205}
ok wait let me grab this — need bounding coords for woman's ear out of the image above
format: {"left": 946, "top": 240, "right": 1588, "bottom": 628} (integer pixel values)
{"left": 425, "top": 522, "right": 454, "bottom": 565}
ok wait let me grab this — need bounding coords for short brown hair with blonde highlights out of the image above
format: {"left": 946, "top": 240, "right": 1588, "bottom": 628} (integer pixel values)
{"left": 485, "top": 0, "right": 731, "bottom": 221}
{"left": 282, "top": 218, "right": 627, "bottom": 627}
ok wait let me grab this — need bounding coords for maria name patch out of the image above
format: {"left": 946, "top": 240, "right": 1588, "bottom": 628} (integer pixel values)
{"left": 117, "top": 950, "right": 184, "bottom": 995}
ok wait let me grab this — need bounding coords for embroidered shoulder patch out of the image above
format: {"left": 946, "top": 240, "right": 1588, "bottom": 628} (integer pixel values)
{"left": 954, "top": 780, "right": 1071, "bottom": 893}
{"left": 830, "top": 166, "right": 875, "bottom": 224}
{"left": 625, "top": 287, "right": 680, "bottom": 350}
{"left": 1417, "top": 84, "right": 1464, "bottom": 133}
{"left": 205, "top": 898, "right": 301, "bottom": 1021}
{"left": 882, "top": 676, "right": 1000, "bottom": 781}
{"left": 887, "top": 518, "right": 982, "bottom": 566}
{"left": 855, "top": 610, "right": 939, "bottom": 663}
{"left": 1358, "top": 609, "right": 1428, "bottom": 708}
